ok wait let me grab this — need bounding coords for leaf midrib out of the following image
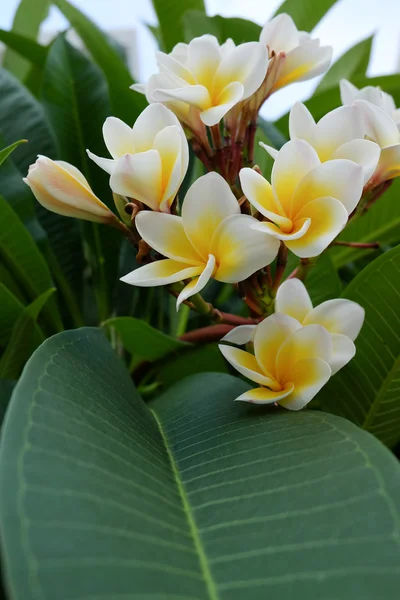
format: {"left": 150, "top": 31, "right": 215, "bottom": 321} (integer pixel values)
{"left": 150, "top": 408, "right": 220, "bottom": 600}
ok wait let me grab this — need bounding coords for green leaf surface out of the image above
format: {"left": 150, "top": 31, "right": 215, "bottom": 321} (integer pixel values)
{"left": 54, "top": 0, "right": 146, "bottom": 123}
{"left": 0, "top": 379, "right": 16, "bottom": 426}
{"left": 3, "top": 0, "right": 50, "bottom": 81}
{"left": 183, "top": 11, "right": 261, "bottom": 44}
{"left": 0, "top": 139, "right": 27, "bottom": 166}
{"left": 1, "top": 327, "right": 400, "bottom": 599}
{"left": 303, "top": 253, "right": 342, "bottom": 305}
{"left": 0, "top": 284, "right": 24, "bottom": 347}
{"left": 0, "top": 29, "right": 48, "bottom": 66}
{"left": 316, "top": 36, "right": 373, "bottom": 93}
{"left": 0, "top": 288, "right": 55, "bottom": 379}
{"left": 320, "top": 245, "right": 400, "bottom": 448}
{"left": 273, "top": 0, "right": 338, "bottom": 31}
{"left": 104, "top": 316, "right": 189, "bottom": 361}
{"left": 152, "top": 0, "right": 205, "bottom": 51}
{"left": 332, "top": 179, "right": 400, "bottom": 268}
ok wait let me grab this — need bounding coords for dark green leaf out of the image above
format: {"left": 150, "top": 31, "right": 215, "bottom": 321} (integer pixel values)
{"left": 54, "top": 0, "right": 146, "bottom": 123}
{"left": 0, "top": 380, "right": 15, "bottom": 426}
{"left": 0, "top": 284, "right": 24, "bottom": 347}
{"left": 152, "top": 0, "right": 205, "bottom": 51}
{"left": 183, "top": 11, "right": 261, "bottom": 44}
{"left": 316, "top": 36, "right": 373, "bottom": 93}
{"left": 273, "top": 0, "right": 338, "bottom": 31}
{"left": 304, "top": 253, "right": 342, "bottom": 305}
{"left": 0, "top": 29, "right": 47, "bottom": 66}
{"left": 104, "top": 316, "right": 189, "bottom": 361}
{"left": 320, "top": 245, "right": 400, "bottom": 448}
{"left": 0, "top": 139, "right": 27, "bottom": 166}
{"left": 157, "top": 343, "right": 229, "bottom": 387}
{"left": 2, "top": 0, "right": 50, "bottom": 81}
{"left": 0, "top": 288, "right": 55, "bottom": 379}
{"left": 1, "top": 327, "right": 400, "bottom": 599}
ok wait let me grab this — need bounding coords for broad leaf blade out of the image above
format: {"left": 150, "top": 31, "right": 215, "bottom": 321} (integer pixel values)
{"left": 316, "top": 36, "right": 373, "bottom": 93}
{"left": 0, "top": 380, "right": 16, "bottom": 426}
{"left": 320, "top": 245, "right": 400, "bottom": 447}
{"left": 0, "top": 139, "right": 27, "bottom": 166}
{"left": 273, "top": 0, "right": 338, "bottom": 30}
{"left": 1, "top": 328, "right": 399, "bottom": 599}
{"left": 183, "top": 12, "right": 261, "bottom": 44}
{"left": 151, "top": 0, "right": 206, "bottom": 51}
{"left": 0, "top": 284, "right": 24, "bottom": 347}
{"left": 0, "top": 29, "right": 48, "bottom": 66}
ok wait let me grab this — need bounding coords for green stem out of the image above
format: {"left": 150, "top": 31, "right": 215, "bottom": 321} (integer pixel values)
{"left": 175, "top": 304, "right": 190, "bottom": 337}
{"left": 190, "top": 293, "right": 214, "bottom": 317}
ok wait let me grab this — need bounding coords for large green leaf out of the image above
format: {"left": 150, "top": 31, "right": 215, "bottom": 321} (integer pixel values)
{"left": 104, "top": 316, "right": 189, "bottom": 361}
{"left": 0, "top": 288, "right": 55, "bottom": 379}
{"left": 320, "top": 245, "right": 400, "bottom": 448}
{"left": 54, "top": 0, "right": 146, "bottom": 123}
{"left": 1, "top": 328, "right": 400, "bottom": 599}
{"left": 183, "top": 12, "right": 261, "bottom": 44}
{"left": 316, "top": 36, "right": 373, "bottom": 93}
{"left": 3, "top": 0, "right": 50, "bottom": 81}
{"left": 0, "top": 380, "right": 15, "bottom": 426}
{"left": 0, "top": 285, "right": 24, "bottom": 347}
{"left": 331, "top": 179, "right": 400, "bottom": 267}
{"left": 152, "top": 0, "right": 205, "bottom": 51}
{"left": 0, "top": 29, "right": 47, "bottom": 66}
{"left": 273, "top": 0, "right": 338, "bottom": 31}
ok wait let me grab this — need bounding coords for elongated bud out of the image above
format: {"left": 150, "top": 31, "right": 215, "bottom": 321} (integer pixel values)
{"left": 24, "top": 156, "right": 116, "bottom": 224}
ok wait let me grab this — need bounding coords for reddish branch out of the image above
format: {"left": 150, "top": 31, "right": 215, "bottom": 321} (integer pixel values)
{"left": 179, "top": 324, "right": 235, "bottom": 343}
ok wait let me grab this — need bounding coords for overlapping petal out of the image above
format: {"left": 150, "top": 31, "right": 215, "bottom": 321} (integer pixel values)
{"left": 110, "top": 151, "right": 162, "bottom": 210}
{"left": 120, "top": 260, "right": 203, "bottom": 287}
{"left": 303, "top": 298, "right": 365, "bottom": 341}
{"left": 219, "top": 345, "right": 277, "bottom": 388}
{"left": 253, "top": 313, "right": 301, "bottom": 378}
{"left": 275, "top": 278, "right": 313, "bottom": 322}
{"left": 278, "top": 358, "right": 331, "bottom": 410}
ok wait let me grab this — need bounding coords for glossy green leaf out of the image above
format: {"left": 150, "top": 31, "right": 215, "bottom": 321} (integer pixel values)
{"left": 1, "top": 328, "right": 400, "bottom": 599}
{"left": 3, "top": 0, "right": 50, "bottom": 81}
{"left": 104, "top": 316, "right": 189, "bottom": 361}
{"left": 151, "top": 0, "right": 205, "bottom": 51}
{"left": 0, "top": 288, "right": 56, "bottom": 380}
{"left": 316, "top": 36, "right": 373, "bottom": 93}
{"left": 183, "top": 11, "right": 261, "bottom": 44}
{"left": 273, "top": 0, "right": 338, "bottom": 31}
{"left": 332, "top": 178, "right": 400, "bottom": 268}
{"left": 157, "top": 343, "right": 230, "bottom": 388}
{"left": 0, "top": 380, "right": 15, "bottom": 426}
{"left": 0, "top": 285, "right": 24, "bottom": 347}
{"left": 304, "top": 253, "right": 342, "bottom": 305}
{"left": 54, "top": 0, "right": 146, "bottom": 123}
{"left": 320, "top": 245, "right": 400, "bottom": 448}
{"left": 0, "top": 139, "right": 26, "bottom": 166}
{"left": 0, "top": 29, "right": 47, "bottom": 66}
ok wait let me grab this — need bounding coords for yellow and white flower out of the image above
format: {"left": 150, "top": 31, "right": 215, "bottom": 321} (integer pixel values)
{"left": 261, "top": 102, "right": 380, "bottom": 185}
{"left": 219, "top": 312, "right": 333, "bottom": 409}
{"left": 87, "top": 103, "right": 189, "bottom": 212}
{"left": 222, "top": 278, "right": 364, "bottom": 375}
{"left": 121, "top": 172, "right": 279, "bottom": 307}
{"left": 239, "top": 139, "right": 364, "bottom": 258}
{"left": 132, "top": 35, "right": 268, "bottom": 127}
{"left": 260, "top": 14, "right": 332, "bottom": 91}
{"left": 340, "top": 79, "right": 400, "bottom": 127}
{"left": 24, "top": 156, "right": 115, "bottom": 224}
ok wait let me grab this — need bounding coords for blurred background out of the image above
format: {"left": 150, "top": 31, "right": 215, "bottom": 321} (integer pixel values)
{"left": 1, "top": 0, "right": 400, "bottom": 120}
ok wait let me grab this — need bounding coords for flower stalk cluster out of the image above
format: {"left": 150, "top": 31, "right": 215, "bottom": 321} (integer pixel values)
{"left": 23, "top": 13, "right": 400, "bottom": 410}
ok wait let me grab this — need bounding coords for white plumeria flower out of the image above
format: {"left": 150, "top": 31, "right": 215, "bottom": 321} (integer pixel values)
{"left": 121, "top": 172, "right": 279, "bottom": 308}
{"left": 132, "top": 35, "right": 268, "bottom": 127}
{"left": 260, "top": 14, "right": 332, "bottom": 91}
{"left": 219, "top": 312, "right": 333, "bottom": 409}
{"left": 340, "top": 80, "right": 400, "bottom": 127}
{"left": 261, "top": 102, "right": 380, "bottom": 185}
{"left": 222, "top": 278, "right": 364, "bottom": 375}
{"left": 24, "top": 156, "right": 115, "bottom": 224}
{"left": 239, "top": 139, "right": 364, "bottom": 258}
{"left": 87, "top": 103, "right": 188, "bottom": 213}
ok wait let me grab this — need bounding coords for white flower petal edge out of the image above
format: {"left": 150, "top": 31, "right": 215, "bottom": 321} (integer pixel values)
{"left": 221, "top": 325, "right": 256, "bottom": 345}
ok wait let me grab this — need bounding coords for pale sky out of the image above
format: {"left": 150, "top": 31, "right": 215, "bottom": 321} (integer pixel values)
{"left": 1, "top": 0, "right": 400, "bottom": 119}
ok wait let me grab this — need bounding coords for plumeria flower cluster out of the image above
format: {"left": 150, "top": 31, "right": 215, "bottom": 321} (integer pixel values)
{"left": 23, "top": 13, "right": 399, "bottom": 410}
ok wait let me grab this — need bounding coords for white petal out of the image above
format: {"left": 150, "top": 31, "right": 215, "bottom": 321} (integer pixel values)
{"left": 276, "top": 323, "right": 333, "bottom": 381}
{"left": 355, "top": 99, "right": 400, "bottom": 148}
{"left": 251, "top": 218, "right": 311, "bottom": 241}
{"left": 110, "top": 151, "right": 162, "bottom": 210}
{"left": 211, "top": 214, "right": 280, "bottom": 282}
{"left": 152, "top": 125, "right": 186, "bottom": 211}
{"left": 253, "top": 313, "right": 301, "bottom": 378}
{"left": 214, "top": 41, "right": 268, "bottom": 99}
{"left": 86, "top": 150, "right": 115, "bottom": 175}
{"left": 152, "top": 84, "right": 211, "bottom": 110}
{"left": 291, "top": 159, "right": 363, "bottom": 216}
{"left": 221, "top": 325, "right": 256, "bottom": 345}
{"left": 103, "top": 117, "right": 136, "bottom": 159}
{"left": 331, "top": 139, "right": 381, "bottom": 185}
{"left": 53, "top": 160, "right": 91, "bottom": 188}
{"left": 239, "top": 167, "right": 289, "bottom": 228}
{"left": 236, "top": 383, "right": 295, "bottom": 404}
{"left": 259, "top": 141, "right": 279, "bottom": 159}
{"left": 276, "top": 40, "right": 332, "bottom": 89}
{"left": 200, "top": 82, "right": 244, "bottom": 126}
{"left": 156, "top": 50, "right": 193, "bottom": 84}
{"left": 271, "top": 139, "right": 320, "bottom": 212}
{"left": 176, "top": 254, "right": 215, "bottom": 309}
{"left": 260, "top": 14, "right": 299, "bottom": 53}
{"left": 275, "top": 278, "right": 313, "bottom": 323}
{"left": 378, "top": 144, "right": 400, "bottom": 181}
{"left": 329, "top": 333, "right": 356, "bottom": 375}
{"left": 182, "top": 172, "right": 239, "bottom": 260}
{"left": 186, "top": 35, "right": 221, "bottom": 89}
{"left": 314, "top": 106, "right": 364, "bottom": 161}
{"left": 120, "top": 260, "right": 203, "bottom": 287}
{"left": 279, "top": 357, "right": 331, "bottom": 410}
{"left": 303, "top": 298, "right": 365, "bottom": 341}
{"left": 289, "top": 102, "right": 316, "bottom": 145}
{"left": 130, "top": 83, "right": 146, "bottom": 94}
{"left": 135, "top": 212, "right": 202, "bottom": 265}
{"left": 219, "top": 344, "right": 277, "bottom": 387}
{"left": 340, "top": 79, "right": 359, "bottom": 105}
